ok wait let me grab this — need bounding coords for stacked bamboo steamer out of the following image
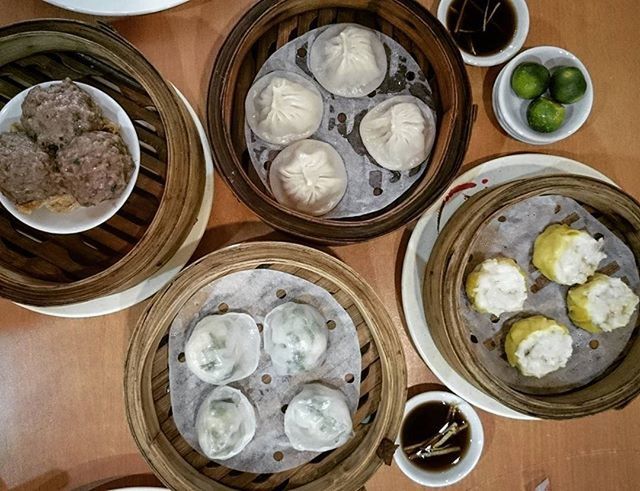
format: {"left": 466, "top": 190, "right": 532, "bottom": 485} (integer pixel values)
{"left": 425, "top": 175, "right": 640, "bottom": 419}
{"left": 0, "top": 19, "right": 205, "bottom": 306}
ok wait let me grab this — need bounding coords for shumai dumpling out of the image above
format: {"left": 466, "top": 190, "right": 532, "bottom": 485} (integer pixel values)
{"left": 465, "top": 257, "right": 527, "bottom": 317}
{"left": 533, "top": 224, "right": 606, "bottom": 285}
{"left": 284, "top": 383, "right": 353, "bottom": 452}
{"left": 264, "top": 302, "right": 328, "bottom": 375}
{"left": 505, "top": 315, "right": 573, "bottom": 378}
{"left": 185, "top": 312, "right": 261, "bottom": 385}
{"left": 567, "top": 273, "right": 639, "bottom": 333}
{"left": 196, "top": 386, "right": 256, "bottom": 460}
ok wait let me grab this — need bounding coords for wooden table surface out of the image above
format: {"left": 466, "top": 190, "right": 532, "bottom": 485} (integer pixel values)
{"left": 1, "top": 1, "right": 640, "bottom": 490}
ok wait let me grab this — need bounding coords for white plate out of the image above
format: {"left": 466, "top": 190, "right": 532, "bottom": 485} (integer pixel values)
{"left": 18, "top": 87, "right": 214, "bottom": 318}
{"left": 0, "top": 81, "right": 140, "bottom": 234}
{"left": 43, "top": 0, "right": 190, "bottom": 16}
{"left": 401, "top": 153, "right": 616, "bottom": 419}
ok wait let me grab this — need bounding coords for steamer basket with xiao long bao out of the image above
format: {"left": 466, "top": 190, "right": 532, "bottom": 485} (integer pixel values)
{"left": 208, "top": 0, "right": 473, "bottom": 243}
{"left": 424, "top": 175, "right": 640, "bottom": 419}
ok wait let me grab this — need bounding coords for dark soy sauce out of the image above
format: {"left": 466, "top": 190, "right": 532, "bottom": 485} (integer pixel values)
{"left": 446, "top": 0, "right": 517, "bottom": 56}
{"left": 401, "top": 401, "right": 470, "bottom": 471}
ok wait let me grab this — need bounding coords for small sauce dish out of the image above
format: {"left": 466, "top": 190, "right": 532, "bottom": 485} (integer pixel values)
{"left": 0, "top": 80, "right": 140, "bottom": 234}
{"left": 492, "top": 46, "right": 594, "bottom": 144}
{"left": 437, "top": 0, "right": 529, "bottom": 67}
{"left": 394, "top": 390, "right": 484, "bottom": 487}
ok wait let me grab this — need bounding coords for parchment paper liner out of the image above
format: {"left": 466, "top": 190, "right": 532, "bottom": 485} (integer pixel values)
{"left": 169, "top": 269, "right": 361, "bottom": 472}
{"left": 461, "top": 196, "right": 640, "bottom": 394}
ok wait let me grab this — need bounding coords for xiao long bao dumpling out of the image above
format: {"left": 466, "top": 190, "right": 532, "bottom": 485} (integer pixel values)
{"left": 269, "top": 139, "right": 347, "bottom": 216}
{"left": 185, "top": 312, "right": 261, "bottom": 385}
{"left": 359, "top": 95, "right": 436, "bottom": 171}
{"left": 245, "top": 70, "right": 324, "bottom": 145}
{"left": 309, "top": 24, "right": 387, "bottom": 98}
{"left": 263, "top": 302, "right": 328, "bottom": 375}
{"left": 284, "top": 383, "right": 353, "bottom": 452}
{"left": 196, "top": 386, "right": 256, "bottom": 460}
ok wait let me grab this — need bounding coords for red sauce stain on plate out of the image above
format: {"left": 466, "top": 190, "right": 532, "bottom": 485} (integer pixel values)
{"left": 443, "top": 182, "right": 477, "bottom": 203}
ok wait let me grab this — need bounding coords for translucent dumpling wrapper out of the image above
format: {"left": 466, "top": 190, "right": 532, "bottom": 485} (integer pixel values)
{"left": 269, "top": 139, "right": 347, "bottom": 216}
{"left": 505, "top": 315, "right": 573, "bottom": 378}
{"left": 245, "top": 70, "right": 324, "bottom": 145}
{"left": 359, "top": 95, "right": 436, "bottom": 171}
{"left": 196, "top": 386, "right": 257, "bottom": 460}
{"left": 309, "top": 23, "right": 387, "bottom": 98}
{"left": 532, "top": 224, "right": 606, "bottom": 285}
{"left": 567, "top": 273, "right": 639, "bottom": 333}
{"left": 465, "top": 257, "right": 527, "bottom": 317}
{"left": 185, "top": 312, "right": 261, "bottom": 385}
{"left": 284, "top": 383, "right": 353, "bottom": 452}
{"left": 263, "top": 301, "right": 328, "bottom": 375}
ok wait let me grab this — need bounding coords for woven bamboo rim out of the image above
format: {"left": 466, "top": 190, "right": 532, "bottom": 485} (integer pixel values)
{"left": 207, "top": 0, "right": 473, "bottom": 243}
{"left": 424, "top": 175, "right": 640, "bottom": 419}
{"left": 125, "top": 242, "right": 407, "bottom": 490}
{"left": 0, "top": 20, "right": 204, "bottom": 306}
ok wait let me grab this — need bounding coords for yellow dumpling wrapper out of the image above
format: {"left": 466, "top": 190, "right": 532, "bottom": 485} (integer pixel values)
{"left": 532, "top": 224, "right": 605, "bottom": 285}
{"left": 465, "top": 257, "right": 527, "bottom": 316}
{"left": 567, "top": 273, "right": 639, "bottom": 333}
{"left": 505, "top": 315, "right": 573, "bottom": 378}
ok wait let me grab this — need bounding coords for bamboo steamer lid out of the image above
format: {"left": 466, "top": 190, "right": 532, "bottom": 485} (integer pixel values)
{"left": 125, "top": 242, "right": 407, "bottom": 490}
{"left": 0, "top": 19, "right": 205, "bottom": 306}
{"left": 424, "top": 175, "right": 640, "bottom": 419}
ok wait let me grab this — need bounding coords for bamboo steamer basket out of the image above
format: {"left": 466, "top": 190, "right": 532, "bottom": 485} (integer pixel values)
{"left": 125, "top": 242, "right": 407, "bottom": 490}
{"left": 207, "top": 0, "right": 473, "bottom": 244}
{"left": 0, "top": 19, "right": 205, "bottom": 306}
{"left": 424, "top": 175, "right": 640, "bottom": 419}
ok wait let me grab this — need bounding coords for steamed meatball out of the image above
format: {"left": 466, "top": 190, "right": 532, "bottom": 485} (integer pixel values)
{"left": 21, "top": 78, "right": 103, "bottom": 150}
{"left": 56, "top": 131, "right": 134, "bottom": 206}
{"left": 0, "top": 132, "right": 61, "bottom": 205}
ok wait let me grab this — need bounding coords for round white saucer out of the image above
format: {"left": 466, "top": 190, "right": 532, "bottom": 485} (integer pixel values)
{"left": 43, "top": 0, "right": 190, "bottom": 16}
{"left": 401, "top": 153, "right": 615, "bottom": 419}
{"left": 18, "top": 87, "right": 214, "bottom": 318}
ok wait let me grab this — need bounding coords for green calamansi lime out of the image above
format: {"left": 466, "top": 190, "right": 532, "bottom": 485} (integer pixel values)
{"left": 550, "top": 66, "right": 587, "bottom": 103}
{"left": 510, "top": 62, "right": 550, "bottom": 99}
{"left": 527, "top": 97, "right": 566, "bottom": 133}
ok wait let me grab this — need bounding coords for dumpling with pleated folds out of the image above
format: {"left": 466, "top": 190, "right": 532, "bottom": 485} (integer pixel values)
{"left": 359, "top": 95, "right": 436, "bottom": 171}
{"left": 185, "top": 312, "right": 261, "bottom": 385}
{"left": 245, "top": 70, "right": 324, "bottom": 145}
{"left": 196, "top": 386, "right": 256, "bottom": 460}
{"left": 309, "top": 23, "right": 387, "bottom": 98}
{"left": 269, "top": 139, "right": 347, "bottom": 216}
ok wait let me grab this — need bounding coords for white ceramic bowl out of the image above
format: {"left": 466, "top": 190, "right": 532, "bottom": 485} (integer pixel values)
{"left": 0, "top": 80, "right": 140, "bottom": 234}
{"left": 394, "top": 391, "right": 484, "bottom": 487}
{"left": 437, "top": 0, "right": 529, "bottom": 67}
{"left": 493, "top": 46, "right": 594, "bottom": 144}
